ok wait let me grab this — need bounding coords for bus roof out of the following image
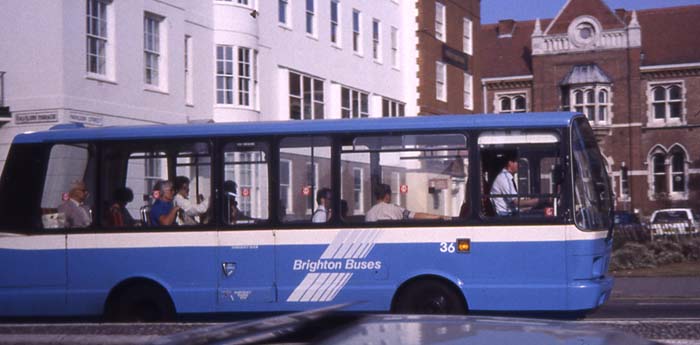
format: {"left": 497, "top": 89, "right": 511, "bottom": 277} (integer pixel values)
{"left": 12, "top": 112, "right": 582, "bottom": 144}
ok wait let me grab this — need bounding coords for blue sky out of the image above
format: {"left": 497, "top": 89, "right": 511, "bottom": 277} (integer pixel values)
{"left": 481, "top": 0, "right": 700, "bottom": 23}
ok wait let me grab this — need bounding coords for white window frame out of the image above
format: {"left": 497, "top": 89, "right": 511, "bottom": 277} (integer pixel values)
{"left": 648, "top": 81, "right": 685, "bottom": 125}
{"left": 238, "top": 47, "right": 254, "bottom": 107}
{"left": 647, "top": 145, "right": 689, "bottom": 200}
{"left": 463, "top": 72, "right": 473, "bottom": 110}
{"left": 372, "top": 19, "right": 381, "bottom": 63}
{"left": 86, "top": 0, "right": 114, "bottom": 80}
{"left": 463, "top": 17, "right": 472, "bottom": 55}
{"left": 353, "top": 167, "right": 364, "bottom": 213}
{"left": 382, "top": 97, "right": 405, "bottom": 117}
{"left": 435, "top": 2, "right": 446, "bottom": 42}
{"left": 390, "top": 26, "right": 399, "bottom": 69}
{"left": 341, "top": 86, "right": 369, "bottom": 118}
{"left": 330, "top": 0, "right": 341, "bottom": 46}
{"left": 280, "top": 159, "right": 293, "bottom": 214}
{"left": 670, "top": 149, "right": 687, "bottom": 194}
{"left": 352, "top": 9, "right": 362, "bottom": 54}
{"left": 567, "top": 86, "right": 611, "bottom": 126}
{"left": 496, "top": 92, "right": 528, "bottom": 113}
{"left": 289, "top": 71, "right": 324, "bottom": 120}
{"left": 305, "top": 0, "right": 316, "bottom": 36}
{"left": 216, "top": 45, "right": 235, "bottom": 105}
{"left": 185, "top": 35, "right": 193, "bottom": 105}
{"left": 144, "top": 12, "right": 167, "bottom": 91}
{"left": 436, "top": 61, "right": 446, "bottom": 102}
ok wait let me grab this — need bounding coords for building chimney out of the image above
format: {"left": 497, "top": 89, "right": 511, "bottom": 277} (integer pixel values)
{"left": 498, "top": 19, "right": 515, "bottom": 38}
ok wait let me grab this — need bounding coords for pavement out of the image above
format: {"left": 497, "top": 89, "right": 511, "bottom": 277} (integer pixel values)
{"left": 612, "top": 276, "right": 700, "bottom": 299}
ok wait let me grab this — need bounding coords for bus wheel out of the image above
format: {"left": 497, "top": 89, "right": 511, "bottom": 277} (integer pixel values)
{"left": 106, "top": 283, "right": 175, "bottom": 322}
{"left": 392, "top": 279, "right": 467, "bottom": 315}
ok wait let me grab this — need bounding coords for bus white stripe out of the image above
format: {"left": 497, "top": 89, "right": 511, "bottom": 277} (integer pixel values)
{"left": 320, "top": 230, "right": 350, "bottom": 259}
{"left": 342, "top": 230, "right": 367, "bottom": 259}
{"left": 318, "top": 273, "right": 344, "bottom": 302}
{"left": 357, "top": 230, "right": 381, "bottom": 258}
{"left": 304, "top": 273, "right": 331, "bottom": 302}
{"left": 287, "top": 273, "right": 319, "bottom": 302}
{"left": 326, "top": 273, "right": 353, "bottom": 301}
{"left": 347, "top": 230, "right": 373, "bottom": 259}
{"left": 333, "top": 231, "right": 362, "bottom": 259}
{"left": 1, "top": 226, "right": 607, "bottom": 251}
{"left": 298, "top": 273, "right": 324, "bottom": 302}
{"left": 309, "top": 273, "right": 335, "bottom": 302}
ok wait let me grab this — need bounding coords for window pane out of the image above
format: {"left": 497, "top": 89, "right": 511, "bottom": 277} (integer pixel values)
{"left": 500, "top": 98, "right": 511, "bottom": 112}
{"left": 653, "top": 87, "right": 665, "bottom": 101}
{"left": 341, "top": 133, "right": 469, "bottom": 223}
{"left": 669, "top": 86, "right": 681, "bottom": 100}
{"left": 669, "top": 101, "right": 681, "bottom": 118}
{"left": 279, "top": 137, "right": 332, "bottom": 223}
{"left": 222, "top": 141, "right": 269, "bottom": 224}
{"left": 654, "top": 103, "right": 666, "bottom": 119}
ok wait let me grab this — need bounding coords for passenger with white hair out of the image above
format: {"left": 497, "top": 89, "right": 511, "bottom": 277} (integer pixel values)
{"left": 149, "top": 180, "right": 181, "bottom": 226}
{"left": 57, "top": 180, "right": 92, "bottom": 228}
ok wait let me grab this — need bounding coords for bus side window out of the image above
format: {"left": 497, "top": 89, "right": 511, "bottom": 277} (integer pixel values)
{"left": 341, "top": 133, "right": 469, "bottom": 223}
{"left": 222, "top": 141, "right": 269, "bottom": 225}
{"left": 279, "top": 136, "right": 332, "bottom": 224}
{"left": 41, "top": 143, "right": 96, "bottom": 229}
{"left": 102, "top": 148, "right": 168, "bottom": 228}
{"left": 174, "top": 142, "right": 212, "bottom": 226}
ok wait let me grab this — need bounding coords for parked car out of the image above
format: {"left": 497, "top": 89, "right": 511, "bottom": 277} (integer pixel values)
{"left": 613, "top": 211, "right": 649, "bottom": 244}
{"left": 648, "top": 208, "right": 699, "bottom": 238}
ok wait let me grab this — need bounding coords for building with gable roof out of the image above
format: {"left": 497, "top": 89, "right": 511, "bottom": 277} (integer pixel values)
{"left": 478, "top": 0, "right": 700, "bottom": 216}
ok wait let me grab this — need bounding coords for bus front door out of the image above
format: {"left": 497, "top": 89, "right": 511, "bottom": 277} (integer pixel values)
{"left": 217, "top": 230, "right": 276, "bottom": 308}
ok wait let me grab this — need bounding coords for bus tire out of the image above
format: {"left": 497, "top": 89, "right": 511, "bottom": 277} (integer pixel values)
{"left": 105, "top": 282, "right": 175, "bottom": 322}
{"left": 392, "top": 279, "right": 467, "bottom": 315}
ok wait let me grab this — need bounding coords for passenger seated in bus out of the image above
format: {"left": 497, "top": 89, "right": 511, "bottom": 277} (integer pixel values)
{"left": 173, "top": 176, "right": 209, "bottom": 225}
{"left": 106, "top": 187, "right": 137, "bottom": 227}
{"left": 312, "top": 188, "right": 332, "bottom": 223}
{"left": 490, "top": 155, "right": 541, "bottom": 216}
{"left": 149, "top": 180, "right": 181, "bottom": 226}
{"left": 366, "top": 183, "right": 450, "bottom": 222}
{"left": 57, "top": 180, "right": 92, "bottom": 228}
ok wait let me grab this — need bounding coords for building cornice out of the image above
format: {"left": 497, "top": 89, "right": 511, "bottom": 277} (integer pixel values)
{"left": 482, "top": 75, "right": 533, "bottom": 90}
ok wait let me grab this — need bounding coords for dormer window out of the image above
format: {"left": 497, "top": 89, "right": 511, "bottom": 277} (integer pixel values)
{"left": 560, "top": 64, "right": 613, "bottom": 126}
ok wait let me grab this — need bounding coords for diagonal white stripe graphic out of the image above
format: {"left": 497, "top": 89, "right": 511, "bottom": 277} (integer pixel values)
{"left": 320, "top": 230, "right": 351, "bottom": 259}
{"left": 318, "top": 272, "right": 345, "bottom": 302}
{"left": 334, "top": 230, "right": 362, "bottom": 259}
{"left": 299, "top": 273, "right": 330, "bottom": 302}
{"left": 287, "top": 273, "right": 319, "bottom": 302}
{"left": 308, "top": 273, "right": 336, "bottom": 302}
{"left": 346, "top": 229, "right": 372, "bottom": 259}
{"left": 358, "top": 230, "right": 381, "bottom": 259}
{"left": 325, "top": 273, "right": 353, "bottom": 301}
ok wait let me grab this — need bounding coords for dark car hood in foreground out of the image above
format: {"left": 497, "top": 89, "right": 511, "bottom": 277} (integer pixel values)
{"left": 319, "top": 314, "right": 656, "bottom": 345}
{"left": 159, "top": 304, "right": 656, "bottom": 345}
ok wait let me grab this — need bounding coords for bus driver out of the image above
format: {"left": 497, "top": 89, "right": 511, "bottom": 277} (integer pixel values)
{"left": 490, "top": 154, "right": 540, "bottom": 216}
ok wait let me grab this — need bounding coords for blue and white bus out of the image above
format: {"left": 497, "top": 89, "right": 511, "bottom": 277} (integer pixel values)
{"left": 0, "top": 112, "right": 614, "bottom": 320}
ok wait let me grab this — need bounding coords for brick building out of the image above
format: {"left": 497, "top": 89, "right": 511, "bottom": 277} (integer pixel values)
{"left": 416, "top": 0, "right": 481, "bottom": 115}
{"left": 476, "top": 0, "right": 700, "bottom": 217}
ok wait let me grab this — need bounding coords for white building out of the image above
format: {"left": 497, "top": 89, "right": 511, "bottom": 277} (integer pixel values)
{"left": 0, "top": 0, "right": 418, "bottom": 167}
